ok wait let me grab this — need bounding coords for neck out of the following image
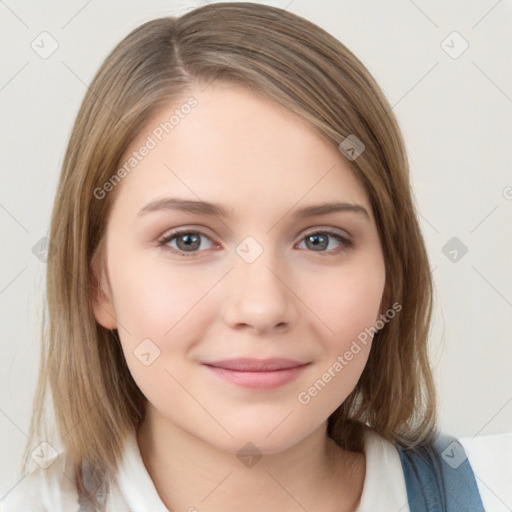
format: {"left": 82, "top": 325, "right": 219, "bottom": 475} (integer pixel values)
{"left": 136, "top": 408, "right": 365, "bottom": 512}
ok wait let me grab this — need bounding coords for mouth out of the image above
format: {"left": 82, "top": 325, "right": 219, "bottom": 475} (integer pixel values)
{"left": 201, "top": 358, "right": 311, "bottom": 390}
{"left": 203, "top": 358, "right": 308, "bottom": 371}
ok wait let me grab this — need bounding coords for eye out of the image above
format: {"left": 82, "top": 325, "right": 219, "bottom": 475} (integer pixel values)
{"left": 157, "top": 228, "right": 353, "bottom": 258}
{"left": 158, "top": 230, "right": 217, "bottom": 257}
{"left": 297, "top": 229, "right": 353, "bottom": 255}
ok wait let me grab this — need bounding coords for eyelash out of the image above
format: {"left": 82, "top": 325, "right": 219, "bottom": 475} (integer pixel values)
{"left": 157, "top": 228, "right": 354, "bottom": 258}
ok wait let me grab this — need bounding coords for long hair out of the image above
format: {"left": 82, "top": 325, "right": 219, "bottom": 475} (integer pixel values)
{"left": 23, "top": 2, "right": 437, "bottom": 506}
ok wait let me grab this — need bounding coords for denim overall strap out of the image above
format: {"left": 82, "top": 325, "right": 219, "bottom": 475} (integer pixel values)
{"left": 78, "top": 461, "right": 109, "bottom": 512}
{"left": 396, "top": 434, "right": 485, "bottom": 512}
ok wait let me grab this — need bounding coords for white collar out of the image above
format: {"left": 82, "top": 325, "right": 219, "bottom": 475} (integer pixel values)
{"left": 355, "top": 429, "right": 410, "bottom": 511}
{"left": 110, "top": 428, "right": 409, "bottom": 512}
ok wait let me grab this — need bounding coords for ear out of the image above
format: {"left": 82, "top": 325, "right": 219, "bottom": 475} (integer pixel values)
{"left": 90, "top": 249, "right": 118, "bottom": 330}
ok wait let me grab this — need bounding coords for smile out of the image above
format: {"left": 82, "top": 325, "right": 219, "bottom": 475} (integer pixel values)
{"left": 202, "top": 359, "right": 311, "bottom": 390}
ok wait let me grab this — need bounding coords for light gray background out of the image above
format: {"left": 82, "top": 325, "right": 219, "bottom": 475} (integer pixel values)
{"left": 1, "top": 0, "right": 511, "bottom": 494}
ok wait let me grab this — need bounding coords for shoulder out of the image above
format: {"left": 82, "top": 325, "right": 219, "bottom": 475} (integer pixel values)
{"left": 395, "top": 430, "right": 512, "bottom": 511}
{"left": 0, "top": 451, "right": 80, "bottom": 512}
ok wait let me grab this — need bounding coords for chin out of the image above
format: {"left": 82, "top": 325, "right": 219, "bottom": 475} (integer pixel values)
{"left": 206, "top": 424, "right": 312, "bottom": 457}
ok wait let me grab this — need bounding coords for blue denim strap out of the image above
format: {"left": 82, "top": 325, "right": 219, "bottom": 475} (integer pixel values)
{"left": 396, "top": 434, "right": 485, "bottom": 512}
{"left": 78, "top": 461, "right": 108, "bottom": 511}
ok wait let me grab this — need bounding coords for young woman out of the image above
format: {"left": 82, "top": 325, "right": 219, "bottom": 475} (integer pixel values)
{"left": 1, "top": 2, "right": 491, "bottom": 511}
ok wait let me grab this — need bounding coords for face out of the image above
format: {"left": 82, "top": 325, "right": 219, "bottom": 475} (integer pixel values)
{"left": 92, "top": 82, "right": 386, "bottom": 455}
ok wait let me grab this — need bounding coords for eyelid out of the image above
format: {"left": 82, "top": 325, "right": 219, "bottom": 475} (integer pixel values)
{"left": 300, "top": 226, "right": 352, "bottom": 240}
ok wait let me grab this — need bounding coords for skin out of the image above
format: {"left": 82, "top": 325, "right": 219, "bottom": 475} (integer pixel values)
{"left": 92, "top": 82, "right": 386, "bottom": 511}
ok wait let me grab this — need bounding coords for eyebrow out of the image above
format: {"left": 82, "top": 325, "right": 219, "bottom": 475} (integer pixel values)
{"left": 138, "top": 197, "right": 370, "bottom": 221}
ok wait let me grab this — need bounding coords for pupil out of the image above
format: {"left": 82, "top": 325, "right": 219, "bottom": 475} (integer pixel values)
{"left": 178, "top": 233, "right": 200, "bottom": 251}
{"left": 308, "top": 234, "right": 327, "bottom": 250}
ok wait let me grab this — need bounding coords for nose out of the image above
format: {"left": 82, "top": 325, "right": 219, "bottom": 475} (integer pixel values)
{"left": 221, "top": 250, "right": 298, "bottom": 335}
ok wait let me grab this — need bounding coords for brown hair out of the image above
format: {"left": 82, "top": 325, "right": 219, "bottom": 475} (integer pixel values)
{"left": 24, "top": 2, "right": 437, "bottom": 506}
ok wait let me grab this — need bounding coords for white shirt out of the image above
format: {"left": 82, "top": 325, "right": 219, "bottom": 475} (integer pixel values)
{"left": 1, "top": 429, "right": 510, "bottom": 511}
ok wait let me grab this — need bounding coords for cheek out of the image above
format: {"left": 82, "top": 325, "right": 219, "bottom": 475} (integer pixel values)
{"left": 107, "top": 252, "right": 222, "bottom": 390}
{"left": 107, "top": 258, "right": 203, "bottom": 403}
{"left": 292, "top": 255, "right": 385, "bottom": 407}
{"left": 295, "top": 270, "right": 383, "bottom": 415}
{"left": 332, "top": 277, "right": 383, "bottom": 340}
{"left": 303, "top": 256, "right": 385, "bottom": 349}
{"left": 108, "top": 251, "right": 215, "bottom": 341}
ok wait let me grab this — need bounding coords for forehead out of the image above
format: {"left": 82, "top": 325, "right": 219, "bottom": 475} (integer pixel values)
{"left": 114, "top": 83, "right": 372, "bottom": 220}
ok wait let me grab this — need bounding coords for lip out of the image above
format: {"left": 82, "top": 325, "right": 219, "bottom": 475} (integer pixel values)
{"left": 202, "top": 358, "right": 310, "bottom": 390}
{"left": 203, "top": 358, "right": 308, "bottom": 371}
